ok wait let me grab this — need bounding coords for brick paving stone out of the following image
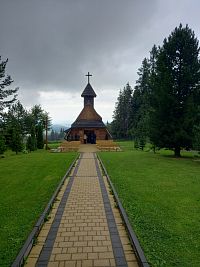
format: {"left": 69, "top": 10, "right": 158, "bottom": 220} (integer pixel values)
{"left": 59, "top": 261, "right": 76, "bottom": 267}
{"left": 94, "top": 259, "right": 110, "bottom": 266}
{"left": 93, "top": 246, "right": 109, "bottom": 253}
{"left": 55, "top": 253, "right": 71, "bottom": 261}
{"left": 47, "top": 262, "right": 59, "bottom": 267}
{"left": 82, "top": 259, "right": 93, "bottom": 267}
{"left": 82, "top": 246, "right": 93, "bottom": 253}
{"left": 25, "top": 152, "right": 139, "bottom": 267}
{"left": 67, "top": 247, "right": 78, "bottom": 254}
{"left": 88, "top": 252, "right": 98, "bottom": 260}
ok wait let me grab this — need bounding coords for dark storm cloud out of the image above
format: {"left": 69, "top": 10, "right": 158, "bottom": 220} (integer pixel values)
{"left": 0, "top": 0, "right": 200, "bottom": 106}
{"left": 0, "top": 0, "right": 157, "bottom": 100}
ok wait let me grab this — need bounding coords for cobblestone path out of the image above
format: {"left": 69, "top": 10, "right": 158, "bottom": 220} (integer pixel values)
{"left": 26, "top": 153, "right": 138, "bottom": 267}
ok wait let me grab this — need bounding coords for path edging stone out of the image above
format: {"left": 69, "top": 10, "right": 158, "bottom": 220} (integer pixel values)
{"left": 97, "top": 154, "right": 150, "bottom": 267}
{"left": 12, "top": 154, "right": 79, "bottom": 267}
{"left": 94, "top": 154, "right": 128, "bottom": 267}
{"left": 36, "top": 155, "right": 81, "bottom": 266}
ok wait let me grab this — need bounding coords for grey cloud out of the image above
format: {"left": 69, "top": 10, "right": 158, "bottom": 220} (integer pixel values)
{"left": 0, "top": 1, "right": 156, "bottom": 91}
{"left": 0, "top": 0, "right": 200, "bottom": 107}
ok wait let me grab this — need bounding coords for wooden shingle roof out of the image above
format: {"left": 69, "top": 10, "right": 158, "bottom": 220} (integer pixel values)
{"left": 71, "top": 104, "right": 105, "bottom": 128}
{"left": 76, "top": 104, "right": 101, "bottom": 121}
{"left": 81, "top": 83, "right": 97, "bottom": 97}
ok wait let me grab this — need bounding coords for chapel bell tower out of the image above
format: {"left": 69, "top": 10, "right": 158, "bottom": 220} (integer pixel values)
{"left": 81, "top": 72, "right": 97, "bottom": 107}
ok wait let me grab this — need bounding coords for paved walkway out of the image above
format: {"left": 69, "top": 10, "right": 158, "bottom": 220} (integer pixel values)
{"left": 78, "top": 144, "right": 99, "bottom": 153}
{"left": 26, "top": 151, "right": 138, "bottom": 267}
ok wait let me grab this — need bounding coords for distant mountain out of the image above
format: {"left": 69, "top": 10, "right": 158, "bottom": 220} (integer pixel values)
{"left": 51, "top": 124, "right": 70, "bottom": 132}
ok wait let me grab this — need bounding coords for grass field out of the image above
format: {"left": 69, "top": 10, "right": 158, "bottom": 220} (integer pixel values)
{"left": 0, "top": 150, "right": 77, "bottom": 266}
{"left": 48, "top": 141, "right": 62, "bottom": 149}
{"left": 99, "top": 141, "right": 200, "bottom": 267}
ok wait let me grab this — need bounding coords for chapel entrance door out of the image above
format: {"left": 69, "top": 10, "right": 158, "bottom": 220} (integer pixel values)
{"left": 84, "top": 130, "right": 96, "bottom": 144}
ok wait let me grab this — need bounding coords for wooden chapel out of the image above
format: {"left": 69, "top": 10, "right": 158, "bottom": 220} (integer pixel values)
{"left": 65, "top": 73, "right": 112, "bottom": 144}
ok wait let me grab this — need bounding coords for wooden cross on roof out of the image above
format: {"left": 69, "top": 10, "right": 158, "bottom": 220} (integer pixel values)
{"left": 85, "top": 72, "right": 92, "bottom": 83}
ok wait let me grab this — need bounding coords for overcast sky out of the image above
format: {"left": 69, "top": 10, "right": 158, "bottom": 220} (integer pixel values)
{"left": 1, "top": 0, "right": 200, "bottom": 125}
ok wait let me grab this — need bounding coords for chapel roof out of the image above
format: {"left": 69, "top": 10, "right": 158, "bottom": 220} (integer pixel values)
{"left": 81, "top": 83, "right": 97, "bottom": 97}
{"left": 71, "top": 104, "right": 105, "bottom": 128}
{"left": 71, "top": 120, "right": 105, "bottom": 128}
{"left": 76, "top": 104, "right": 102, "bottom": 121}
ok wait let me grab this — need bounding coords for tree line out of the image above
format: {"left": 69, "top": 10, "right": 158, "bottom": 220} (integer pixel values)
{"left": 0, "top": 56, "right": 51, "bottom": 154}
{"left": 111, "top": 24, "right": 200, "bottom": 156}
{"left": 49, "top": 128, "right": 65, "bottom": 141}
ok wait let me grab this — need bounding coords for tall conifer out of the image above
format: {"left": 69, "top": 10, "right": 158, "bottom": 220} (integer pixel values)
{"left": 150, "top": 24, "right": 200, "bottom": 156}
{"left": 0, "top": 57, "right": 18, "bottom": 115}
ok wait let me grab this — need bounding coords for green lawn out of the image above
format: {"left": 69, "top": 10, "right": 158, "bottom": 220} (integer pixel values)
{"left": 99, "top": 142, "right": 200, "bottom": 267}
{"left": 48, "top": 141, "right": 62, "bottom": 149}
{"left": 0, "top": 150, "right": 77, "bottom": 267}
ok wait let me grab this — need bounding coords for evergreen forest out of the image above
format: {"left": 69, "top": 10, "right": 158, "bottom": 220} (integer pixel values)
{"left": 0, "top": 56, "right": 52, "bottom": 154}
{"left": 111, "top": 24, "right": 200, "bottom": 156}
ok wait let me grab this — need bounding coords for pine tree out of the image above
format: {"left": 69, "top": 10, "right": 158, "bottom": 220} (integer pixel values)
{"left": 6, "top": 101, "right": 27, "bottom": 136}
{"left": 132, "top": 58, "right": 151, "bottom": 146}
{"left": 27, "top": 105, "right": 51, "bottom": 149}
{"left": 0, "top": 132, "right": 6, "bottom": 154}
{"left": 43, "top": 113, "right": 51, "bottom": 150}
{"left": 31, "top": 105, "right": 44, "bottom": 126}
{"left": 150, "top": 24, "right": 200, "bottom": 156}
{"left": 26, "top": 125, "right": 37, "bottom": 151}
{"left": 112, "top": 83, "right": 133, "bottom": 139}
{"left": 50, "top": 129, "right": 55, "bottom": 141}
{"left": 58, "top": 128, "right": 65, "bottom": 139}
{"left": 0, "top": 57, "right": 18, "bottom": 116}
{"left": 26, "top": 136, "right": 33, "bottom": 152}
{"left": 37, "top": 124, "right": 44, "bottom": 149}
{"left": 3, "top": 101, "right": 27, "bottom": 150}
{"left": 10, "top": 126, "right": 23, "bottom": 154}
